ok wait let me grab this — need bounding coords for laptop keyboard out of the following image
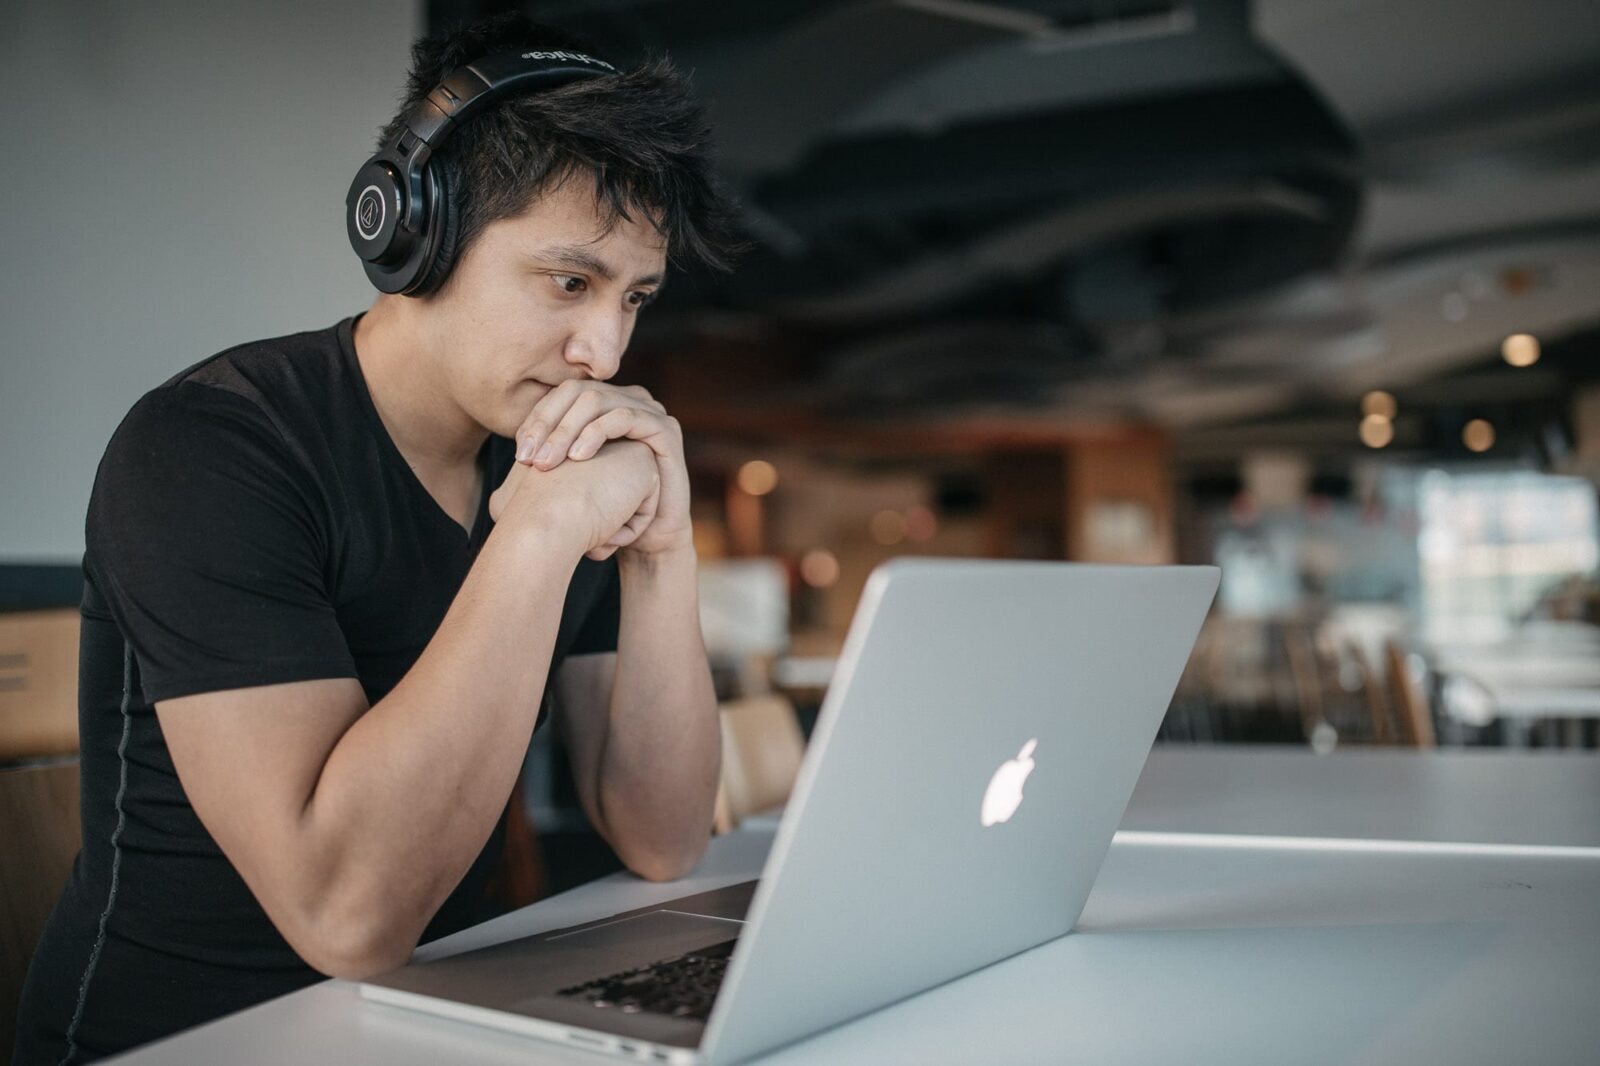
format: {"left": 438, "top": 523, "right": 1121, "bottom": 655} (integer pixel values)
{"left": 555, "top": 938, "right": 738, "bottom": 1023}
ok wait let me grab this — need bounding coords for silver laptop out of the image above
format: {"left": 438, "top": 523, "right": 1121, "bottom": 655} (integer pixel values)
{"left": 361, "top": 557, "right": 1220, "bottom": 1064}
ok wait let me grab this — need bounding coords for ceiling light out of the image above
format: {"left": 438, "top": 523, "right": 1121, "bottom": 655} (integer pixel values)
{"left": 1501, "top": 333, "right": 1540, "bottom": 368}
{"left": 799, "top": 549, "right": 839, "bottom": 588}
{"left": 736, "top": 460, "right": 778, "bottom": 496}
{"left": 1359, "top": 415, "right": 1394, "bottom": 449}
{"left": 1360, "top": 390, "right": 1397, "bottom": 419}
{"left": 905, "top": 505, "right": 938, "bottom": 542}
{"left": 1462, "top": 419, "right": 1495, "bottom": 453}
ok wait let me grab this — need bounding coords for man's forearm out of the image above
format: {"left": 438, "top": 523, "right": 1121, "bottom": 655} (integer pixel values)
{"left": 598, "top": 544, "right": 721, "bottom": 880}
{"left": 301, "top": 516, "right": 585, "bottom": 971}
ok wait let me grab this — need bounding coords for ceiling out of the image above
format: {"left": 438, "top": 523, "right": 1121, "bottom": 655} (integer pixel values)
{"left": 450, "top": 0, "right": 1600, "bottom": 463}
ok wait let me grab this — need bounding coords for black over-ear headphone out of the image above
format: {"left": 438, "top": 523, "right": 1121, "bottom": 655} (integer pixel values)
{"left": 346, "top": 49, "right": 618, "bottom": 296}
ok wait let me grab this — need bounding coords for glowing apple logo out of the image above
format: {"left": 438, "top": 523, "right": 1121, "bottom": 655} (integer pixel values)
{"left": 981, "top": 739, "right": 1037, "bottom": 827}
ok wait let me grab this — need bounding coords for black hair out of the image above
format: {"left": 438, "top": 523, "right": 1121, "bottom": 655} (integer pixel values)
{"left": 378, "top": 13, "right": 742, "bottom": 287}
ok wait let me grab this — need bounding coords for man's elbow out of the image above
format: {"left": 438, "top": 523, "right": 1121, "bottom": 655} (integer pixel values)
{"left": 280, "top": 897, "right": 420, "bottom": 980}
{"left": 620, "top": 833, "right": 710, "bottom": 883}
{"left": 305, "top": 932, "right": 414, "bottom": 980}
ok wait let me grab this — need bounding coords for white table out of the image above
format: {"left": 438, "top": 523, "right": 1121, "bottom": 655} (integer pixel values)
{"left": 1121, "top": 745, "right": 1600, "bottom": 851}
{"left": 109, "top": 750, "right": 1600, "bottom": 1065}
{"left": 738, "top": 745, "right": 1600, "bottom": 852}
{"left": 1433, "top": 633, "right": 1600, "bottom": 746}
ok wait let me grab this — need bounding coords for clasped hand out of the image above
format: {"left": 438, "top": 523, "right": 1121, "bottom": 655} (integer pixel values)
{"left": 497, "top": 381, "right": 691, "bottom": 562}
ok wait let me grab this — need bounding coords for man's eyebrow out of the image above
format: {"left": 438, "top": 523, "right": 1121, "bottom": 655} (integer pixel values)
{"left": 530, "top": 246, "right": 665, "bottom": 288}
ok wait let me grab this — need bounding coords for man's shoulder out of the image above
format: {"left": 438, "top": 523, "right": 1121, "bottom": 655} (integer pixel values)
{"left": 161, "top": 317, "right": 350, "bottom": 407}
{"left": 119, "top": 318, "right": 356, "bottom": 451}
{"left": 88, "top": 324, "right": 363, "bottom": 549}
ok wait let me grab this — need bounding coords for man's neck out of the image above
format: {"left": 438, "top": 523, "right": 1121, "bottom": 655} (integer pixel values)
{"left": 352, "top": 296, "right": 487, "bottom": 472}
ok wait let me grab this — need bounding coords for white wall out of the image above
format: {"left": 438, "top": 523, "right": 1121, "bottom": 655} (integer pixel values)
{"left": 0, "top": 0, "right": 422, "bottom": 563}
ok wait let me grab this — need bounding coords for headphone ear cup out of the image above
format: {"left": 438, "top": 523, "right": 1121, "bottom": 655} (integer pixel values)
{"left": 347, "top": 158, "right": 407, "bottom": 266}
{"left": 410, "top": 160, "right": 462, "bottom": 297}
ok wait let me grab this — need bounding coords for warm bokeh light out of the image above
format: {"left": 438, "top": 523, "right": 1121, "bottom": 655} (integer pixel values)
{"left": 869, "top": 509, "right": 907, "bottom": 546}
{"left": 799, "top": 548, "right": 839, "bottom": 588}
{"left": 1359, "top": 414, "right": 1394, "bottom": 448}
{"left": 1501, "top": 333, "right": 1540, "bottom": 368}
{"left": 736, "top": 459, "right": 779, "bottom": 496}
{"left": 904, "top": 504, "right": 938, "bottom": 542}
{"left": 1462, "top": 419, "right": 1495, "bottom": 453}
{"left": 1360, "top": 390, "right": 1397, "bottom": 419}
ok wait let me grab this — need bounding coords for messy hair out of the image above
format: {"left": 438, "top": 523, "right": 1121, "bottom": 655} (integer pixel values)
{"left": 378, "top": 13, "right": 742, "bottom": 284}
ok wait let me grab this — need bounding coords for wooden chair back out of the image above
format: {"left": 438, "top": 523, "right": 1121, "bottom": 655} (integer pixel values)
{"left": 1283, "top": 621, "right": 1325, "bottom": 741}
{"left": 484, "top": 771, "right": 546, "bottom": 910}
{"left": 0, "top": 609, "right": 81, "bottom": 761}
{"left": 1384, "top": 641, "right": 1438, "bottom": 749}
{"left": 713, "top": 695, "right": 806, "bottom": 835}
{"left": 1, "top": 758, "right": 82, "bottom": 1055}
{"left": 1346, "top": 640, "right": 1396, "bottom": 744}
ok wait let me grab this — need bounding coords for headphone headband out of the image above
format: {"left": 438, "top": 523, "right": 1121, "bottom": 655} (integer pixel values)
{"left": 347, "top": 49, "right": 618, "bottom": 295}
{"left": 398, "top": 51, "right": 618, "bottom": 155}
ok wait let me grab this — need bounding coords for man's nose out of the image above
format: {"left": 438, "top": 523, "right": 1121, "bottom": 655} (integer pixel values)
{"left": 566, "top": 306, "right": 625, "bottom": 380}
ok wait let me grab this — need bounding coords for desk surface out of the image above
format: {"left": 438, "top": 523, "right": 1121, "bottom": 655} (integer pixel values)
{"left": 110, "top": 749, "right": 1600, "bottom": 1065}
{"left": 1122, "top": 745, "right": 1600, "bottom": 850}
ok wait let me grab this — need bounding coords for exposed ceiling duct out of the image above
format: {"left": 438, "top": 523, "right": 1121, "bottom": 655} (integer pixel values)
{"left": 505, "top": 0, "right": 1600, "bottom": 436}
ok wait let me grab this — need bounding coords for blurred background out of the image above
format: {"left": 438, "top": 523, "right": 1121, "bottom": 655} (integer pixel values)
{"left": 514, "top": 0, "right": 1600, "bottom": 762}
{"left": 4, "top": 0, "right": 1600, "bottom": 900}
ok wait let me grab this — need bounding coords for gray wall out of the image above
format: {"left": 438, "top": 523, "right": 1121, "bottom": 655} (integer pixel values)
{"left": 0, "top": 0, "right": 422, "bottom": 563}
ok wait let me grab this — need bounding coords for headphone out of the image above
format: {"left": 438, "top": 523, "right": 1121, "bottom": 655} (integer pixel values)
{"left": 345, "top": 49, "right": 619, "bottom": 296}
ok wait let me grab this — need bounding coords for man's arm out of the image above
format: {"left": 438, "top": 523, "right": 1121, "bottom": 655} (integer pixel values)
{"left": 552, "top": 544, "right": 720, "bottom": 882}
{"left": 156, "top": 441, "right": 661, "bottom": 981}
{"left": 159, "top": 521, "right": 579, "bottom": 979}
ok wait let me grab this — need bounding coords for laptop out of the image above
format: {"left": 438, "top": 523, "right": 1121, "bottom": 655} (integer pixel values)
{"left": 361, "top": 557, "right": 1220, "bottom": 1064}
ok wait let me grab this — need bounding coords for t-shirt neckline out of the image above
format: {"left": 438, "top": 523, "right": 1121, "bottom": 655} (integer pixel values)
{"left": 337, "top": 314, "right": 492, "bottom": 546}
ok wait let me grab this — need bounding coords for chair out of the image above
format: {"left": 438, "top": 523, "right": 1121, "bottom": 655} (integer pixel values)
{"left": 1346, "top": 640, "right": 1396, "bottom": 745}
{"left": 1283, "top": 621, "right": 1326, "bottom": 743}
{"left": 484, "top": 770, "right": 546, "bottom": 910}
{"left": 0, "top": 609, "right": 81, "bottom": 762}
{"left": 1383, "top": 641, "right": 1438, "bottom": 749}
{"left": 1, "top": 759, "right": 82, "bottom": 1056}
{"left": 713, "top": 695, "right": 806, "bottom": 835}
{"left": 1156, "top": 617, "right": 1229, "bottom": 743}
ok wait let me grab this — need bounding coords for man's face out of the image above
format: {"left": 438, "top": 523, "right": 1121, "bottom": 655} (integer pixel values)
{"left": 420, "top": 175, "right": 668, "bottom": 439}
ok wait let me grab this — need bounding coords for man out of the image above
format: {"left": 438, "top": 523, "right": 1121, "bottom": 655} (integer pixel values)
{"left": 15, "top": 14, "right": 740, "bottom": 1063}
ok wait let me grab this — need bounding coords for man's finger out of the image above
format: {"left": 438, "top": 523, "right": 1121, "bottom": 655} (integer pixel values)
{"left": 515, "top": 380, "right": 588, "bottom": 463}
{"left": 607, "top": 478, "right": 662, "bottom": 548}
{"left": 531, "top": 391, "right": 610, "bottom": 468}
{"left": 566, "top": 408, "right": 641, "bottom": 462}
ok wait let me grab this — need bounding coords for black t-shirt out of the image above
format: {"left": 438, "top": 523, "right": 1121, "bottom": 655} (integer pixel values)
{"left": 14, "top": 316, "right": 620, "bottom": 1065}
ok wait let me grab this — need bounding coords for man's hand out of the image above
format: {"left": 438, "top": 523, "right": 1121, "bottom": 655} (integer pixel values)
{"left": 512, "top": 381, "right": 692, "bottom": 558}
{"left": 490, "top": 438, "right": 660, "bottom": 562}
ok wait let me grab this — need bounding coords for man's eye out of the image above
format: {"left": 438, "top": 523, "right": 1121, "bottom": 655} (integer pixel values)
{"left": 627, "top": 290, "right": 659, "bottom": 308}
{"left": 552, "top": 275, "right": 587, "bottom": 294}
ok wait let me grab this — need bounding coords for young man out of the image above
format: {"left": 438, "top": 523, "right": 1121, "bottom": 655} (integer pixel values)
{"left": 15, "top": 15, "right": 740, "bottom": 1064}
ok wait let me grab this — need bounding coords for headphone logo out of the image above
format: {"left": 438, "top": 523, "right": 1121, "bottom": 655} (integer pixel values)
{"left": 519, "top": 50, "right": 617, "bottom": 72}
{"left": 354, "top": 185, "right": 385, "bottom": 240}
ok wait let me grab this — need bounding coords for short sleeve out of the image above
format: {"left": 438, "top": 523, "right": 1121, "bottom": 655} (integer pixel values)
{"left": 86, "top": 382, "right": 357, "bottom": 703}
{"left": 565, "top": 555, "right": 620, "bottom": 656}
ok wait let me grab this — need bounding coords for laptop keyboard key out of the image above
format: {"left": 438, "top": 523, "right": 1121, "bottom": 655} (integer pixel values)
{"left": 556, "top": 938, "right": 739, "bottom": 1023}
